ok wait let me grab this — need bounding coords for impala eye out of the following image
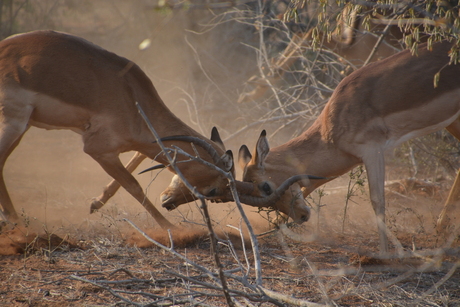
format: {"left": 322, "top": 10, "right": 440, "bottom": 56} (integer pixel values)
{"left": 207, "top": 188, "right": 217, "bottom": 197}
{"left": 261, "top": 182, "right": 272, "bottom": 195}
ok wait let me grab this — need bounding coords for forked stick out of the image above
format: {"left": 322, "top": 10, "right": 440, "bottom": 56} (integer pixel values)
{"left": 136, "top": 102, "right": 237, "bottom": 305}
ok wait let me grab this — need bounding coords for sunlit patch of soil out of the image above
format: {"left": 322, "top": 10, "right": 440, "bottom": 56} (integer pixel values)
{"left": 0, "top": 225, "right": 79, "bottom": 255}
{"left": 126, "top": 225, "right": 252, "bottom": 250}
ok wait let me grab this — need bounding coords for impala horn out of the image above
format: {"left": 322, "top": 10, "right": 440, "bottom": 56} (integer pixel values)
{"left": 208, "top": 180, "right": 257, "bottom": 203}
{"left": 139, "top": 164, "right": 166, "bottom": 174}
{"left": 153, "top": 134, "right": 232, "bottom": 172}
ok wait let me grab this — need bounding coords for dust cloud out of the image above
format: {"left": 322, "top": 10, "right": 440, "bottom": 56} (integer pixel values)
{"left": 4, "top": 125, "right": 274, "bottom": 242}
{"left": 0, "top": 1, "right": 256, "bottom": 240}
{"left": 0, "top": 0, "right": 451, "bottom": 253}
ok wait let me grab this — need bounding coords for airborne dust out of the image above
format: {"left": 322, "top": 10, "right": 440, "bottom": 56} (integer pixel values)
{"left": 0, "top": 0, "right": 454, "bottom": 254}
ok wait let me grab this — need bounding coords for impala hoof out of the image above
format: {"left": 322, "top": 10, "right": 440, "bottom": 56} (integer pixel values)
{"left": 90, "top": 199, "right": 104, "bottom": 214}
{"left": 0, "top": 220, "right": 7, "bottom": 231}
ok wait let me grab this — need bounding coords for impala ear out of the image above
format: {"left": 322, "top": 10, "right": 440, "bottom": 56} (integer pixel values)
{"left": 210, "top": 126, "right": 225, "bottom": 150}
{"left": 221, "top": 149, "right": 234, "bottom": 172}
{"left": 254, "top": 130, "right": 269, "bottom": 169}
{"left": 238, "top": 145, "right": 252, "bottom": 170}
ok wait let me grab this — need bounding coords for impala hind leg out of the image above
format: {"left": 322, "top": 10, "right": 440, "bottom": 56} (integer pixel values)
{"left": 88, "top": 152, "right": 173, "bottom": 229}
{"left": 90, "top": 152, "right": 146, "bottom": 213}
{"left": 362, "top": 148, "right": 389, "bottom": 254}
{"left": 437, "top": 121, "right": 460, "bottom": 239}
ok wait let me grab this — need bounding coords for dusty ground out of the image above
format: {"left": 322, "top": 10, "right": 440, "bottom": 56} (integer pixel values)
{"left": 1, "top": 128, "right": 459, "bottom": 306}
{"left": 0, "top": 210, "right": 459, "bottom": 307}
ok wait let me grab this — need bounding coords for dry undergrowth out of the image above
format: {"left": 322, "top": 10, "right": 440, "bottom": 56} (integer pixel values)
{"left": 1, "top": 192, "right": 459, "bottom": 307}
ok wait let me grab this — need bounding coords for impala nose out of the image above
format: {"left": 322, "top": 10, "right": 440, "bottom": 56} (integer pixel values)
{"left": 160, "top": 194, "right": 177, "bottom": 211}
{"left": 295, "top": 205, "right": 311, "bottom": 224}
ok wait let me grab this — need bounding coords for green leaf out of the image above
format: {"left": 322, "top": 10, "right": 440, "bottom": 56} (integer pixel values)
{"left": 433, "top": 72, "right": 440, "bottom": 88}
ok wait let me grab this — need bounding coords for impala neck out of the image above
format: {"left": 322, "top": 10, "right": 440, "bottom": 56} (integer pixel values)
{"left": 266, "top": 117, "right": 361, "bottom": 192}
{"left": 120, "top": 65, "right": 224, "bottom": 164}
{"left": 139, "top": 108, "right": 220, "bottom": 166}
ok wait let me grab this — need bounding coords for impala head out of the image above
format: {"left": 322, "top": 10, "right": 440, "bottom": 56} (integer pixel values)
{"left": 142, "top": 127, "right": 239, "bottom": 210}
{"left": 145, "top": 127, "right": 319, "bottom": 214}
{"left": 160, "top": 152, "right": 236, "bottom": 210}
{"left": 160, "top": 171, "right": 230, "bottom": 209}
{"left": 238, "top": 130, "right": 312, "bottom": 223}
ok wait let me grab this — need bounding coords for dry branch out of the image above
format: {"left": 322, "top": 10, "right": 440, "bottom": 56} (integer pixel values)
{"left": 70, "top": 274, "right": 144, "bottom": 307}
{"left": 258, "top": 286, "right": 327, "bottom": 307}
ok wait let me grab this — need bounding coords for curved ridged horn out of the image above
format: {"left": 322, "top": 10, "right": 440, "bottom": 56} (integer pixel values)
{"left": 208, "top": 180, "right": 256, "bottom": 203}
{"left": 235, "top": 180, "right": 256, "bottom": 195}
{"left": 155, "top": 135, "right": 229, "bottom": 171}
{"left": 237, "top": 174, "right": 325, "bottom": 208}
{"left": 139, "top": 164, "right": 166, "bottom": 174}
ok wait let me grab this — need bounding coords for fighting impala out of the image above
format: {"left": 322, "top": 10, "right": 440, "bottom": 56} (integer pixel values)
{"left": 239, "top": 41, "right": 460, "bottom": 253}
{"left": 0, "top": 30, "right": 316, "bottom": 228}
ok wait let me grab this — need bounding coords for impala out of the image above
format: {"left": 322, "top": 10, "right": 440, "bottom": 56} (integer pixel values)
{"left": 239, "top": 41, "right": 460, "bottom": 253}
{"left": 0, "top": 30, "right": 317, "bottom": 228}
{"left": 0, "top": 30, "right": 236, "bottom": 228}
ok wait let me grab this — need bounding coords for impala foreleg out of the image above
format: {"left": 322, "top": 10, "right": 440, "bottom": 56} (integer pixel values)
{"left": 90, "top": 151, "right": 147, "bottom": 213}
{"left": 89, "top": 152, "right": 173, "bottom": 229}
{"left": 363, "top": 149, "right": 389, "bottom": 254}
{"left": 437, "top": 123, "right": 460, "bottom": 241}
{"left": 436, "top": 168, "right": 460, "bottom": 239}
